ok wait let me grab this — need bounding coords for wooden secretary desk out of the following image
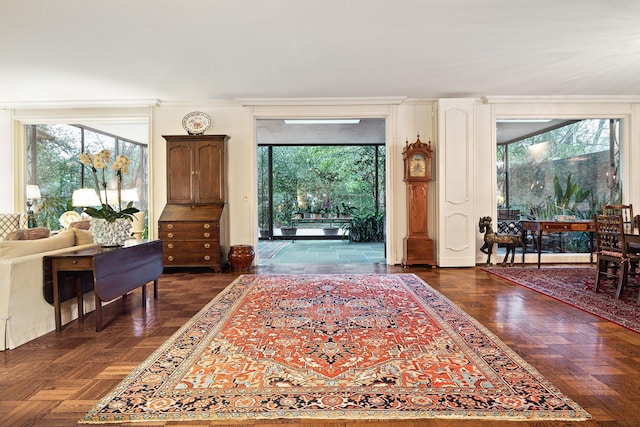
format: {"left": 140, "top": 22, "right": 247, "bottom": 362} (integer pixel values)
{"left": 158, "top": 134, "right": 228, "bottom": 271}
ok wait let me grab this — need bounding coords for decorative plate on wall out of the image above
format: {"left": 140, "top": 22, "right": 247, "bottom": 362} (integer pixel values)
{"left": 182, "top": 112, "right": 211, "bottom": 135}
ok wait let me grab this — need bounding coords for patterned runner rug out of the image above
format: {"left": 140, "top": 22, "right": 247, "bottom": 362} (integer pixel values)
{"left": 81, "top": 274, "right": 589, "bottom": 423}
{"left": 483, "top": 266, "right": 640, "bottom": 333}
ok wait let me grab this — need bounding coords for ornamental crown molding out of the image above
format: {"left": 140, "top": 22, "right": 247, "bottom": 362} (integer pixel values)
{"left": 482, "top": 95, "right": 640, "bottom": 104}
{"left": 237, "top": 97, "right": 407, "bottom": 106}
{"left": 0, "top": 99, "right": 160, "bottom": 109}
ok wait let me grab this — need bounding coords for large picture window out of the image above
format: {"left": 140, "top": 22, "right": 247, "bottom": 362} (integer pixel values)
{"left": 497, "top": 118, "right": 621, "bottom": 253}
{"left": 25, "top": 124, "right": 148, "bottom": 230}
{"left": 257, "top": 144, "right": 385, "bottom": 241}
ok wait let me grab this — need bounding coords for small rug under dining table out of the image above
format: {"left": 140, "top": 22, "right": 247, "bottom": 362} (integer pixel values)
{"left": 80, "top": 273, "right": 589, "bottom": 423}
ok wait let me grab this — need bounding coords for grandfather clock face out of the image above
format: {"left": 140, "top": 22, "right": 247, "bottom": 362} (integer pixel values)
{"left": 409, "top": 153, "right": 426, "bottom": 178}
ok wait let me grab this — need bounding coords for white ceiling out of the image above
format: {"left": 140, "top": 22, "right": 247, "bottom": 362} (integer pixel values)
{"left": 1, "top": 0, "right": 639, "bottom": 104}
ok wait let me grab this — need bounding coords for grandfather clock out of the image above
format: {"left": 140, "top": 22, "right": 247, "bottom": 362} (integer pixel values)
{"left": 402, "top": 135, "right": 435, "bottom": 267}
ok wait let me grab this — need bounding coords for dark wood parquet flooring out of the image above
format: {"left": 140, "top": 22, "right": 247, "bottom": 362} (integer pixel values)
{"left": 1, "top": 263, "right": 640, "bottom": 426}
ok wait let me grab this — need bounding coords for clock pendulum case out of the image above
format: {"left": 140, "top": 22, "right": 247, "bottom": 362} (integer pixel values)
{"left": 402, "top": 135, "right": 435, "bottom": 267}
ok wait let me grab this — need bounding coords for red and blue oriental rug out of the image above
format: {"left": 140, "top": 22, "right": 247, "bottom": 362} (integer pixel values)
{"left": 81, "top": 274, "right": 589, "bottom": 423}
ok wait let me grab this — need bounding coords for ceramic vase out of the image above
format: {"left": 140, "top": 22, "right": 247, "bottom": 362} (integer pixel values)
{"left": 90, "top": 217, "right": 132, "bottom": 247}
{"left": 228, "top": 245, "right": 255, "bottom": 272}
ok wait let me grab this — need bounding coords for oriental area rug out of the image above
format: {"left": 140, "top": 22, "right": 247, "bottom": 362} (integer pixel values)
{"left": 81, "top": 274, "right": 589, "bottom": 423}
{"left": 483, "top": 266, "right": 640, "bottom": 334}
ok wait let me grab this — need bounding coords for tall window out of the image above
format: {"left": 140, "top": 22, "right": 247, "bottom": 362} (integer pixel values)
{"left": 25, "top": 124, "right": 148, "bottom": 229}
{"left": 257, "top": 144, "right": 385, "bottom": 239}
{"left": 497, "top": 118, "right": 621, "bottom": 253}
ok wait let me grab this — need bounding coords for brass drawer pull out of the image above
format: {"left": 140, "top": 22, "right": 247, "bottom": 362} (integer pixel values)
{"left": 204, "top": 223, "right": 210, "bottom": 229}
{"left": 167, "top": 243, "right": 174, "bottom": 249}
{"left": 204, "top": 233, "right": 210, "bottom": 238}
{"left": 204, "top": 255, "right": 211, "bottom": 261}
{"left": 167, "top": 256, "right": 174, "bottom": 261}
{"left": 167, "top": 224, "right": 174, "bottom": 229}
{"left": 167, "top": 233, "right": 174, "bottom": 238}
{"left": 204, "top": 243, "right": 210, "bottom": 248}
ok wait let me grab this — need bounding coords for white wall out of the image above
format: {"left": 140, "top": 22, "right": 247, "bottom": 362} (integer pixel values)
{"left": 2, "top": 97, "right": 638, "bottom": 267}
{"left": 0, "top": 109, "right": 15, "bottom": 212}
{"left": 152, "top": 101, "right": 251, "bottom": 260}
{"left": 149, "top": 99, "right": 433, "bottom": 264}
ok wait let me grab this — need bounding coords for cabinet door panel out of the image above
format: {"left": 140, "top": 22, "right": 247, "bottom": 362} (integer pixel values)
{"left": 167, "top": 143, "right": 194, "bottom": 203}
{"left": 195, "top": 141, "right": 224, "bottom": 203}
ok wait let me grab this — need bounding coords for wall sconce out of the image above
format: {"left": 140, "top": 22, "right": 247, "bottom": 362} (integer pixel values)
{"left": 606, "top": 168, "right": 618, "bottom": 190}
{"left": 26, "top": 184, "right": 41, "bottom": 228}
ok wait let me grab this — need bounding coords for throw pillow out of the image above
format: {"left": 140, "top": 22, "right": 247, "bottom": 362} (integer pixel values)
{"left": 0, "top": 229, "right": 75, "bottom": 259}
{"left": 0, "top": 213, "right": 28, "bottom": 240}
{"left": 5, "top": 227, "right": 51, "bottom": 241}
{"left": 69, "top": 220, "right": 91, "bottom": 230}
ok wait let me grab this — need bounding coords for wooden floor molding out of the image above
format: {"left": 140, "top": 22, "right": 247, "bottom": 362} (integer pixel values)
{"left": 1, "top": 264, "right": 639, "bottom": 426}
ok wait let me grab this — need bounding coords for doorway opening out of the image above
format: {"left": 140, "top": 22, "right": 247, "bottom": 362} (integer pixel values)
{"left": 256, "top": 118, "right": 386, "bottom": 265}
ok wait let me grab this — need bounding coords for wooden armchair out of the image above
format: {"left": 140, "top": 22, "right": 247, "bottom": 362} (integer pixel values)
{"left": 594, "top": 214, "right": 640, "bottom": 303}
{"left": 603, "top": 204, "right": 634, "bottom": 233}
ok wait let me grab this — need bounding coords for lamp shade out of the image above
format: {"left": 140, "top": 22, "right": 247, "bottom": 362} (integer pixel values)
{"left": 100, "top": 190, "right": 119, "bottom": 204}
{"left": 121, "top": 188, "right": 139, "bottom": 203}
{"left": 26, "top": 184, "right": 41, "bottom": 200}
{"left": 72, "top": 188, "right": 101, "bottom": 207}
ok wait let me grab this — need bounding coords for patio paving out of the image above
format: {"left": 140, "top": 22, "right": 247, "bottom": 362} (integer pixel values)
{"left": 257, "top": 239, "right": 386, "bottom": 265}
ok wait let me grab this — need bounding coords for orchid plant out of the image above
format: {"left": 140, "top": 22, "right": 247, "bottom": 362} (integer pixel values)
{"left": 78, "top": 149, "right": 139, "bottom": 222}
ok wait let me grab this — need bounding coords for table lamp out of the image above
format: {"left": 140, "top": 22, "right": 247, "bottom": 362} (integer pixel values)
{"left": 26, "top": 184, "right": 41, "bottom": 228}
{"left": 72, "top": 188, "right": 101, "bottom": 210}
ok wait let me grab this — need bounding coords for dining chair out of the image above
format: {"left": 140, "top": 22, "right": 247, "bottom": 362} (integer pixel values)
{"left": 594, "top": 214, "right": 640, "bottom": 303}
{"left": 603, "top": 204, "right": 634, "bottom": 233}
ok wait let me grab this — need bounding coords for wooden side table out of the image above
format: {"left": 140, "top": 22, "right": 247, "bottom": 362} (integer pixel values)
{"left": 521, "top": 220, "right": 595, "bottom": 268}
{"left": 45, "top": 240, "right": 163, "bottom": 332}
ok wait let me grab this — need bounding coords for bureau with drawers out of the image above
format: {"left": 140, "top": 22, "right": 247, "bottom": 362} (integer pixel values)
{"left": 159, "top": 135, "right": 228, "bottom": 271}
{"left": 158, "top": 205, "right": 224, "bottom": 271}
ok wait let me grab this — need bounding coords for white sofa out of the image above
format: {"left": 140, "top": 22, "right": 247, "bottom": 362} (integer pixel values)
{"left": 0, "top": 229, "right": 98, "bottom": 350}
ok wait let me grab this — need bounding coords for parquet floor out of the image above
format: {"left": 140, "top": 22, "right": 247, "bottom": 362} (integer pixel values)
{"left": 1, "top": 263, "right": 640, "bottom": 426}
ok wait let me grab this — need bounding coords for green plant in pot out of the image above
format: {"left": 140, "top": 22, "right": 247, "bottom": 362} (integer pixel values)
{"left": 79, "top": 149, "right": 139, "bottom": 246}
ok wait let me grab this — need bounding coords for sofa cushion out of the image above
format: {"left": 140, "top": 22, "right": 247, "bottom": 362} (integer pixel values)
{"left": 72, "top": 229, "right": 94, "bottom": 246}
{"left": 0, "top": 230, "right": 75, "bottom": 259}
{"left": 5, "top": 227, "right": 51, "bottom": 241}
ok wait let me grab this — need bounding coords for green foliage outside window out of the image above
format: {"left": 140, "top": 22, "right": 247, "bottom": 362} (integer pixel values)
{"left": 497, "top": 118, "right": 622, "bottom": 253}
{"left": 25, "top": 124, "right": 148, "bottom": 230}
{"left": 259, "top": 144, "right": 385, "bottom": 241}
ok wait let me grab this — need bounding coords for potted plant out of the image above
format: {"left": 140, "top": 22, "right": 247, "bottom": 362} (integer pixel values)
{"left": 322, "top": 221, "right": 340, "bottom": 236}
{"left": 340, "top": 203, "right": 356, "bottom": 218}
{"left": 78, "top": 149, "right": 139, "bottom": 246}
{"left": 280, "top": 219, "right": 298, "bottom": 237}
{"left": 311, "top": 207, "right": 322, "bottom": 219}
{"left": 259, "top": 222, "right": 271, "bottom": 238}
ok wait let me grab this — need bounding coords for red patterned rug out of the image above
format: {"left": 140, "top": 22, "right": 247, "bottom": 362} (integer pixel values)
{"left": 81, "top": 274, "right": 589, "bottom": 423}
{"left": 483, "top": 266, "right": 640, "bottom": 333}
